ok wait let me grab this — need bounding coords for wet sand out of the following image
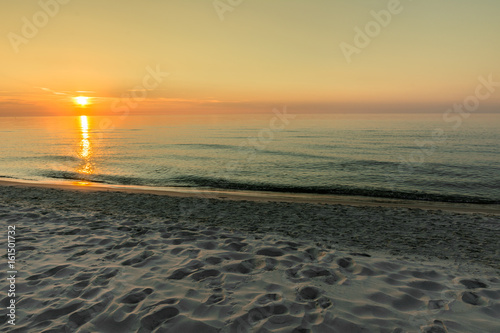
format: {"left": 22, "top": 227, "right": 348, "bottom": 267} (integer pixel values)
{"left": 1, "top": 179, "right": 499, "bottom": 214}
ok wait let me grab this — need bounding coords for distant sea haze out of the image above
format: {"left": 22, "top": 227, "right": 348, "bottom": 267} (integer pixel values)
{"left": 1, "top": 113, "right": 499, "bottom": 204}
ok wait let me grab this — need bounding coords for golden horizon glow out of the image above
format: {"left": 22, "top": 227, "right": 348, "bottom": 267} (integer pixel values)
{"left": 1, "top": 1, "right": 500, "bottom": 116}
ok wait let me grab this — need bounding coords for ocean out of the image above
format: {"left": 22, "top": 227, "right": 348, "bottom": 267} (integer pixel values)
{"left": 1, "top": 112, "right": 499, "bottom": 204}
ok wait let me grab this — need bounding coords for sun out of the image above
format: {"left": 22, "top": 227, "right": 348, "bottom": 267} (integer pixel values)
{"left": 74, "top": 96, "right": 90, "bottom": 107}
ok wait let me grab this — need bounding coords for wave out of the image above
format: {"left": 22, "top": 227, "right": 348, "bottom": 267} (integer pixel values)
{"left": 174, "top": 143, "right": 239, "bottom": 150}
{"left": 36, "top": 170, "right": 499, "bottom": 204}
{"left": 20, "top": 155, "right": 82, "bottom": 162}
{"left": 39, "top": 170, "right": 145, "bottom": 185}
{"left": 170, "top": 175, "right": 500, "bottom": 204}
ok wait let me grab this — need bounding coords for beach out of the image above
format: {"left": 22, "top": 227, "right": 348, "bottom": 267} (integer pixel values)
{"left": 1, "top": 181, "right": 499, "bottom": 332}
{"left": 3, "top": 0, "right": 500, "bottom": 332}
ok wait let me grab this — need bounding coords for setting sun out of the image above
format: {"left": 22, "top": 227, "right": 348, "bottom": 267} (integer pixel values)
{"left": 74, "top": 96, "right": 90, "bottom": 107}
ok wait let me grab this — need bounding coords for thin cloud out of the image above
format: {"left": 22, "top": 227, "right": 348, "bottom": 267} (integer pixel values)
{"left": 38, "top": 87, "right": 69, "bottom": 96}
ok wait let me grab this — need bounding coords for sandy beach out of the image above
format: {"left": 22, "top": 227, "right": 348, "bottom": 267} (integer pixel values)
{"left": 1, "top": 181, "right": 499, "bottom": 332}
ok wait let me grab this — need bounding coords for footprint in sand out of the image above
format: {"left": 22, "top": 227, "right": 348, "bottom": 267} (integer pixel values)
{"left": 461, "top": 291, "right": 483, "bottom": 306}
{"left": 255, "top": 293, "right": 282, "bottom": 305}
{"left": 120, "top": 288, "right": 154, "bottom": 304}
{"left": 69, "top": 292, "right": 114, "bottom": 328}
{"left": 298, "top": 286, "right": 322, "bottom": 301}
{"left": 167, "top": 268, "right": 192, "bottom": 280}
{"left": 26, "top": 264, "right": 71, "bottom": 281}
{"left": 256, "top": 247, "right": 285, "bottom": 257}
{"left": 191, "top": 269, "right": 221, "bottom": 281}
{"left": 140, "top": 306, "right": 179, "bottom": 330}
{"left": 337, "top": 257, "right": 354, "bottom": 268}
{"left": 391, "top": 294, "right": 424, "bottom": 311}
{"left": 205, "top": 256, "right": 223, "bottom": 265}
{"left": 460, "top": 279, "right": 488, "bottom": 289}
{"left": 121, "top": 250, "right": 154, "bottom": 266}
{"left": 205, "top": 294, "right": 225, "bottom": 305}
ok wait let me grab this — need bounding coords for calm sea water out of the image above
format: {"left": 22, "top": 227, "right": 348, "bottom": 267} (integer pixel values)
{"left": 1, "top": 113, "right": 499, "bottom": 203}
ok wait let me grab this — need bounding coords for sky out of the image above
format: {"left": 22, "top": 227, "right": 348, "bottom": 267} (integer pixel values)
{"left": 1, "top": 0, "right": 499, "bottom": 116}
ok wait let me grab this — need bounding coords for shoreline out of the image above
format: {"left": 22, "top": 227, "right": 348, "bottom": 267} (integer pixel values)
{"left": 1, "top": 178, "right": 499, "bottom": 215}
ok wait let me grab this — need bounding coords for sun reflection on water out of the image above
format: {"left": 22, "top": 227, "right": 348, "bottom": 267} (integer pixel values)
{"left": 78, "top": 115, "right": 93, "bottom": 175}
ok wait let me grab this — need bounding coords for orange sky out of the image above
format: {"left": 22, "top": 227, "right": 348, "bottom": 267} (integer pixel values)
{"left": 1, "top": 0, "right": 499, "bottom": 116}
